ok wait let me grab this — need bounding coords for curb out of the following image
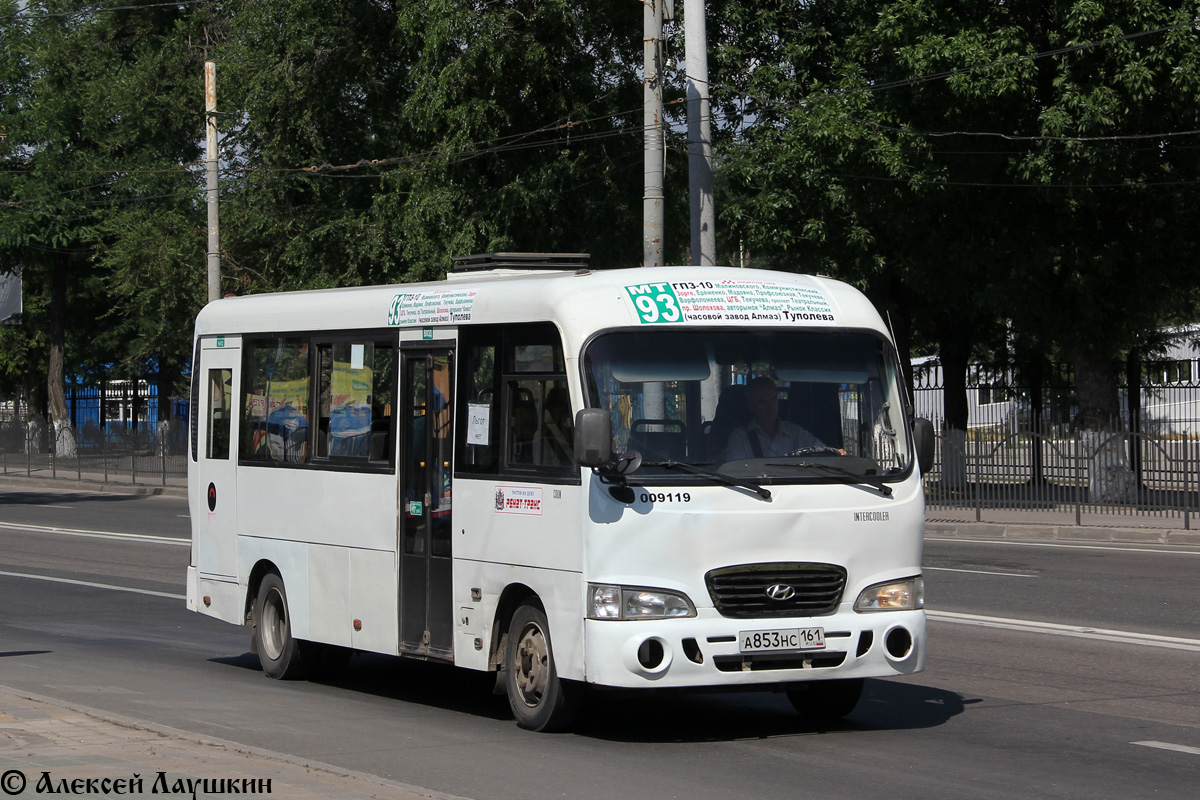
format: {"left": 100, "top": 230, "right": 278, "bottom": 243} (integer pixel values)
{"left": 925, "top": 520, "right": 1200, "bottom": 547}
{"left": 0, "top": 473, "right": 187, "bottom": 499}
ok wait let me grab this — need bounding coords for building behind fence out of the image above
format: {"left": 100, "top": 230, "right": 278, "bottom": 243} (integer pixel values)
{"left": 912, "top": 327, "right": 1200, "bottom": 527}
{"left": 1, "top": 380, "right": 189, "bottom": 486}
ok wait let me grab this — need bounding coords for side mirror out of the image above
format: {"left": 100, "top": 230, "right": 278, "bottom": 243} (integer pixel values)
{"left": 573, "top": 409, "right": 613, "bottom": 468}
{"left": 913, "top": 417, "right": 935, "bottom": 475}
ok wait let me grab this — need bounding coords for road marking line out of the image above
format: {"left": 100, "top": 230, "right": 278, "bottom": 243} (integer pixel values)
{"left": 0, "top": 570, "right": 185, "bottom": 600}
{"left": 928, "top": 537, "right": 1200, "bottom": 557}
{"left": 927, "top": 610, "right": 1200, "bottom": 652}
{"left": 926, "top": 566, "right": 1037, "bottom": 578}
{"left": 0, "top": 520, "right": 187, "bottom": 546}
{"left": 35, "top": 504, "right": 73, "bottom": 509}
{"left": 1133, "top": 741, "right": 1200, "bottom": 756}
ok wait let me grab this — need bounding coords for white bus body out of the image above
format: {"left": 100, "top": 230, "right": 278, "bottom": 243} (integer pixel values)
{"left": 187, "top": 262, "right": 927, "bottom": 730}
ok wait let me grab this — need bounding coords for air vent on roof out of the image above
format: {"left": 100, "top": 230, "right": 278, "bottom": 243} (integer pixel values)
{"left": 450, "top": 252, "right": 590, "bottom": 273}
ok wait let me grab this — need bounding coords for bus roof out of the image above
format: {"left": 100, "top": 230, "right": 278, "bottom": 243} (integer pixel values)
{"left": 193, "top": 266, "right": 890, "bottom": 352}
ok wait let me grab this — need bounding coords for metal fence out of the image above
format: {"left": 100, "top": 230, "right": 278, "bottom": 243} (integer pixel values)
{"left": 0, "top": 415, "right": 187, "bottom": 487}
{"left": 925, "top": 430, "right": 1198, "bottom": 527}
{"left": 915, "top": 362, "right": 1200, "bottom": 527}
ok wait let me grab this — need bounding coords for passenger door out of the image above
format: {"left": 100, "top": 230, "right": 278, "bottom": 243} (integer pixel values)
{"left": 194, "top": 336, "right": 240, "bottom": 579}
{"left": 399, "top": 346, "right": 455, "bottom": 658}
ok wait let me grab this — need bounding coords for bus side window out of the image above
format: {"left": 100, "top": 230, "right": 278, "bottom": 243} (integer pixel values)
{"left": 240, "top": 337, "right": 312, "bottom": 464}
{"left": 459, "top": 338, "right": 498, "bottom": 472}
{"left": 541, "top": 383, "right": 572, "bottom": 465}
{"left": 455, "top": 323, "right": 574, "bottom": 478}
{"left": 207, "top": 369, "right": 232, "bottom": 460}
{"left": 508, "top": 384, "right": 538, "bottom": 464}
{"left": 314, "top": 339, "right": 396, "bottom": 464}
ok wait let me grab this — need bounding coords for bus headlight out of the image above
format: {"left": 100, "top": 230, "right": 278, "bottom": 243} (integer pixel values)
{"left": 854, "top": 577, "right": 924, "bottom": 612}
{"left": 588, "top": 584, "right": 696, "bottom": 620}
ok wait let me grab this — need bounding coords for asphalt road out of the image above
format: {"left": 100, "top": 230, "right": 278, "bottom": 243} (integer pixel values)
{"left": 2, "top": 485, "right": 1199, "bottom": 799}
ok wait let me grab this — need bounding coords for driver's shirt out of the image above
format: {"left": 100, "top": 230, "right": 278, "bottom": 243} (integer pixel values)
{"left": 726, "top": 419, "right": 825, "bottom": 460}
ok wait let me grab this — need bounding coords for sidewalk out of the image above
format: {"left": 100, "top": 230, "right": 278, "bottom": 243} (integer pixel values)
{"left": 0, "top": 468, "right": 186, "bottom": 499}
{"left": 0, "top": 686, "right": 457, "bottom": 800}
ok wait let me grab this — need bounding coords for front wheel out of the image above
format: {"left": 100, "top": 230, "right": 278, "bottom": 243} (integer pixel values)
{"left": 786, "top": 678, "right": 864, "bottom": 722}
{"left": 505, "top": 602, "right": 581, "bottom": 732}
{"left": 254, "top": 572, "right": 315, "bottom": 680}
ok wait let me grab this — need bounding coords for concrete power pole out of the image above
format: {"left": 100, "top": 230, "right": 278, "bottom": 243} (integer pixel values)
{"left": 685, "top": 0, "right": 715, "bottom": 266}
{"left": 205, "top": 62, "right": 221, "bottom": 302}
{"left": 643, "top": 0, "right": 664, "bottom": 267}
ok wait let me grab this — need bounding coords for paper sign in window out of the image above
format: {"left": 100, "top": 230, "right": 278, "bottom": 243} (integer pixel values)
{"left": 350, "top": 344, "right": 365, "bottom": 370}
{"left": 467, "top": 403, "right": 491, "bottom": 445}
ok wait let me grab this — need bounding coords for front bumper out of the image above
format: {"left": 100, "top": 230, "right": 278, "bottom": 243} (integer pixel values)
{"left": 582, "top": 607, "right": 925, "bottom": 689}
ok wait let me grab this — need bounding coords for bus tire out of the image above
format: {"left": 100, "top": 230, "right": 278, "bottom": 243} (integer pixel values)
{"left": 254, "top": 573, "right": 314, "bottom": 680}
{"left": 505, "top": 602, "right": 581, "bottom": 732}
{"left": 786, "top": 678, "right": 864, "bottom": 722}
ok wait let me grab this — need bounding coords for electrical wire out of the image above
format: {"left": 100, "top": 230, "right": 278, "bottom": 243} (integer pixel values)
{"left": 863, "top": 121, "right": 1200, "bottom": 142}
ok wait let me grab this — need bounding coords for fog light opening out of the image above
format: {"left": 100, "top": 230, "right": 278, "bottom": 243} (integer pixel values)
{"left": 637, "top": 637, "right": 665, "bottom": 670}
{"left": 885, "top": 626, "right": 913, "bottom": 660}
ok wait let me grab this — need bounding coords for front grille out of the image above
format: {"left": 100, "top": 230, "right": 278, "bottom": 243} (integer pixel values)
{"left": 713, "top": 652, "right": 847, "bottom": 672}
{"left": 706, "top": 562, "right": 847, "bottom": 619}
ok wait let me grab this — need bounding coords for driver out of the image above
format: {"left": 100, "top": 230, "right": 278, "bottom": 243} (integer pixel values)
{"left": 725, "top": 376, "right": 832, "bottom": 459}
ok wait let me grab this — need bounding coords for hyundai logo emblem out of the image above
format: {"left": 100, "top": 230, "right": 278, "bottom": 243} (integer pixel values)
{"left": 765, "top": 583, "right": 796, "bottom": 601}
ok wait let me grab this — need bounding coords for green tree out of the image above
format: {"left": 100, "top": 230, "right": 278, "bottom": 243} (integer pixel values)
{"left": 213, "top": 0, "right": 652, "bottom": 294}
{"left": 0, "top": 1, "right": 210, "bottom": 444}
{"left": 711, "top": 0, "right": 1200, "bottom": 452}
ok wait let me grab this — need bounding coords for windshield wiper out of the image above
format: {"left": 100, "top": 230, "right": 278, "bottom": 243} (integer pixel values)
{"left": 641, "top": 460, "right": 772, "bottom": 501}
{"left": 766, "top": 462, "right": 894, "bottom": 497}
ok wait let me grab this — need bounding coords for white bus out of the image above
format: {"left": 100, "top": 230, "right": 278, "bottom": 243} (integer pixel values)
{"left": 187, "top": 254, "right": 933, "bottom": 731}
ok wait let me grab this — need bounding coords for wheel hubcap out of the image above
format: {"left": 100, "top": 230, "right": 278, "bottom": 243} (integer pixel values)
{"left": 513, "top": 622, "right": 549, "bottom": 707}
{"left": 261, "top": 587, "right": 287, "bottom": 661}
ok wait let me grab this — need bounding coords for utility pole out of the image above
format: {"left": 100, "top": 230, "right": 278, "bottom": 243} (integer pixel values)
{"left": 205, "top": 61, "right": 221, "bottom": 302}
{"left": 685, "top": 0, "right": 715, "bottom": 266}
{"left": 643, "top": 0, "right": 665, "bottom": 267}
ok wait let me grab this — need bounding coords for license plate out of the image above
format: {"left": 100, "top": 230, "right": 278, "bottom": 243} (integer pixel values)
{"left": 739, "top": 627, "right": 825, "bottom": 653}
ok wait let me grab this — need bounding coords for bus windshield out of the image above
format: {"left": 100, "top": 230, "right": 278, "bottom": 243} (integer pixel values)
{"left": 582, "top": 329, "right": 913, "bottom": 484}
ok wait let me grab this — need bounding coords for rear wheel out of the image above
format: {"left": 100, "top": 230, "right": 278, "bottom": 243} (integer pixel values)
{"left": 254, "top": 573, "right": 314, "bottom": 680}
{"left": 505, "top": 602, "right": 581, "bottom": 732}
{"left": 786, "top": 678, "right": 864, "bottom": 722}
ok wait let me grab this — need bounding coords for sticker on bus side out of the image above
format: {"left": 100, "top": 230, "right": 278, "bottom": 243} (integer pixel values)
{"left": 388, "top": 287, "right": 479, "bottom": 326}
{"left": 494, "top": 485, "right": 543, "bottom": 515}
{"left": 624, "top": 280, "right": 837, "bottom": 326}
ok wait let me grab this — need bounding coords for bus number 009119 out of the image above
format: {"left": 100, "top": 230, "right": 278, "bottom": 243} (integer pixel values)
{"left": 641, "top": 492, "right": 691, "bottom": 504}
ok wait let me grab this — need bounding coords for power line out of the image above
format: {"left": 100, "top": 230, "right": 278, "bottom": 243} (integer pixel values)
{"left": 836, "top": 172, "right": 1200, "bottom": 190}
{"left": 864, "top": 121, "right": 1200, "bottom": 142}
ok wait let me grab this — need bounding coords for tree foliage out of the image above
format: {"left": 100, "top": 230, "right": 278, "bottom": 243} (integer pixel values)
{"left": 711, "top": 0, "right": 1200, "bottom": 430}
{"left": 1, "top": 0, "right": 652, "bottom": 418}
{"left": 0, "top": 0, "right": 209, "bottom": 418}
